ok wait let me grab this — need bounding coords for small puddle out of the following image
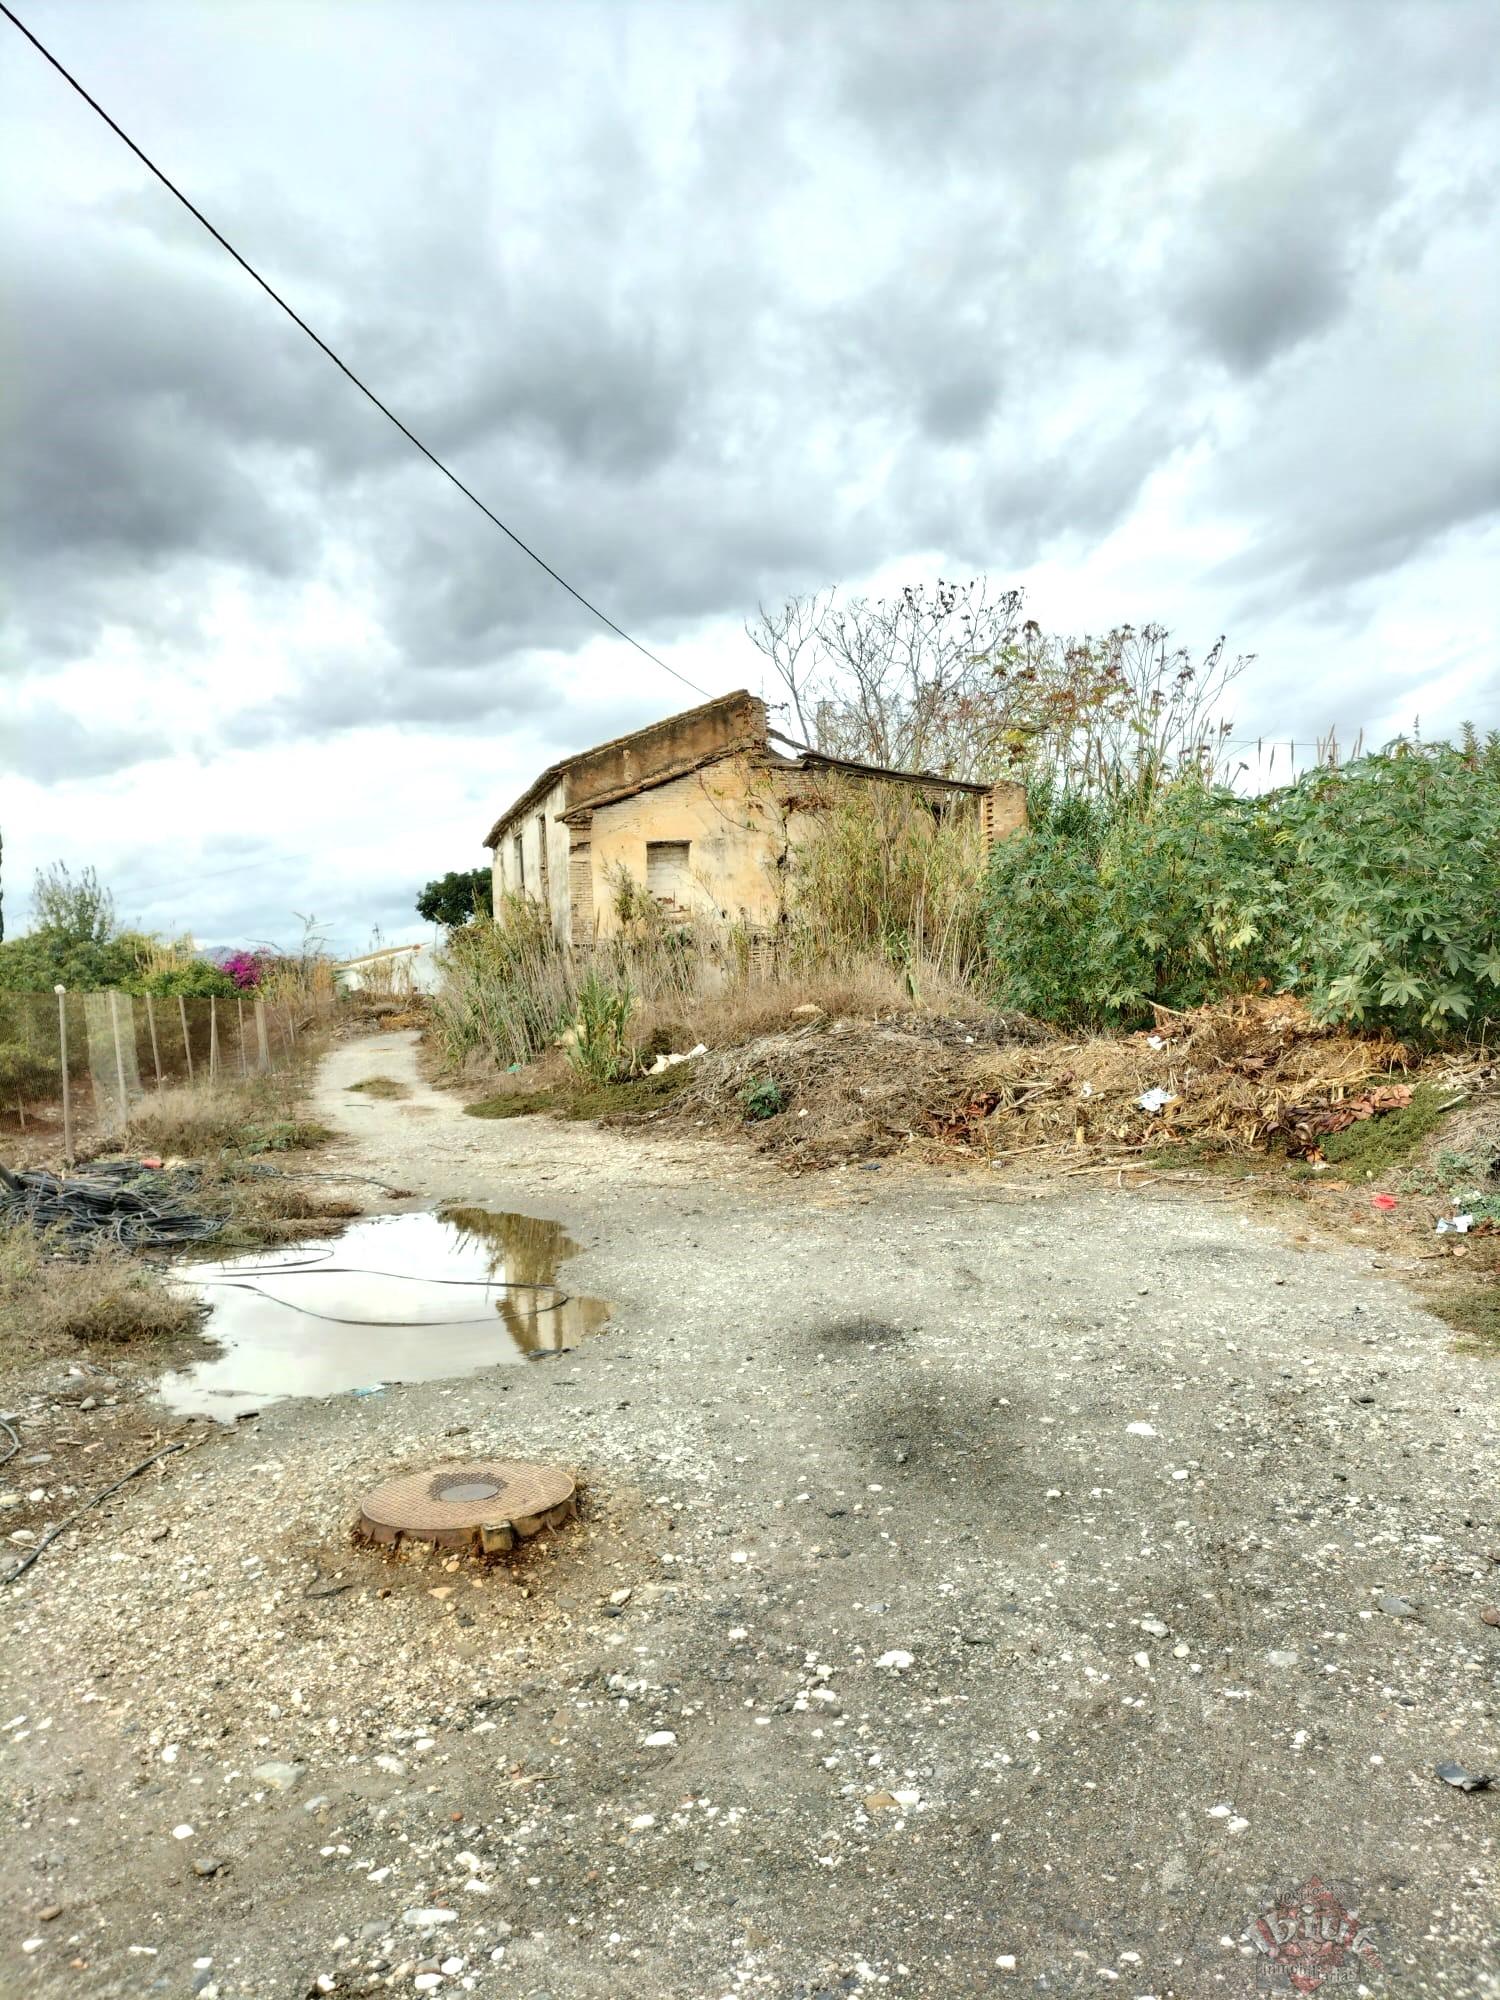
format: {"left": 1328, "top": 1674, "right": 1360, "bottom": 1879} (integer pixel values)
{"left": 159, "top": 1208, "right": 610, "bottom": 1422}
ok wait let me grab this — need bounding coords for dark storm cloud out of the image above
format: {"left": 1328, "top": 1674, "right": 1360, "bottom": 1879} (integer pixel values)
{"left": 1218, "top": 456, "right": 1500, "bottom": 603}
{"left": 1, "top": 0, "right": 1495, "bottom": 788}
{"left": 1176, "top": 220, "right": 1352, "bottom": 377}
{"left": 7, "top": 704, "right": 165, "bottom": 783}
{"left": 218, "top": 658, "right": 564, "bottom": 749}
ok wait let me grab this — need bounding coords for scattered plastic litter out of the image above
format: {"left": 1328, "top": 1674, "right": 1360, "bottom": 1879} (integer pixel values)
{"left": 1435, "top": 1761, "right": 1493, "bottom": 1792}
{"left": 1137, "top": 1087, "right": 1176, "bottom": 1114}
{"left": 1371, "top": 1193, "right": 1399, "bottom": 1212}
{"left": 1145, "top": 1034, "right": 1167, "bottom": 1050}
{"left": 1436, "top": 1213, "right": 1474, "bottom": 1235}
{"left": 647, "top": 1042, "right": 708, "bottom": 1076}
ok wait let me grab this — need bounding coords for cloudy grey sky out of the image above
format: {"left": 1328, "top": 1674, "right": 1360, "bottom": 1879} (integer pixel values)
{"left": 4, "top": 0, "right": 1497, "bottom": 955}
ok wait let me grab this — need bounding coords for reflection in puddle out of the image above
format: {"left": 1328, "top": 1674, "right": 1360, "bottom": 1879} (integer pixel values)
{"left": 160, "top": 1208, "right": 609, "bottom": 1422}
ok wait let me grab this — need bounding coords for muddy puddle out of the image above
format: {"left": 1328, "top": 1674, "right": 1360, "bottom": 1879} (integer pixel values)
{"left": 159, "top": 1208, "right": 609, "bottom": 1421}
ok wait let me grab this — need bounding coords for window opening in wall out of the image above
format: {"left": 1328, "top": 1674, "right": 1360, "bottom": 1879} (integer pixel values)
{"left": 537, "top": 814, "right": 550, "bottom": 902}
{"left": 513, "top": 832, "right": 524, "bottom": 891}
{"left": 646, "top": 840, "right": 692, "bottom": 906}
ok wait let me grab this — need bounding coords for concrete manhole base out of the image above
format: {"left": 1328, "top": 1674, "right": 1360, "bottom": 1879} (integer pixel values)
{"left": 354, "top": 1459, "right": 578, "bottom": 1557}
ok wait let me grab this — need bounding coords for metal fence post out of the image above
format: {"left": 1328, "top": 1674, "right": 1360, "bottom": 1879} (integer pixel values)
{"left": 107, "top": 990, "right": 129, "bottom": 1133}
{"left": 209, "top": 996, "right": 220, "bottom": 1086}
{"left": 145, "top": 991, "right": 164, "bottom": 1089}
{"left": 179, "top": 995, "right": 195, "bottom": 1083}
{"left": 255, "top": 997, "right": 271, "bottom": 1074}
{"left": 55, "top": 984, "right": 73, "bottom": 1168}
{"left": 236, "top": 995, "right": 250, "bottom": 1078}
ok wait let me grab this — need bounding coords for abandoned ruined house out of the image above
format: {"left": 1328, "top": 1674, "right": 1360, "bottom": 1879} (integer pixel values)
{"left": 483, "top": 690, "right": 1026, "bottom": 946}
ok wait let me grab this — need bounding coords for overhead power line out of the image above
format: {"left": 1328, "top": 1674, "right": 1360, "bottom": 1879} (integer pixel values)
{"left": 1, "top": 1, "right": 709, "bottom": 701}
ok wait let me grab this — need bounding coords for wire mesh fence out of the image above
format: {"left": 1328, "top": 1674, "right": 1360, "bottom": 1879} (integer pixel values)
{"left": 0, "top": 987, "right": 321, "bottom": 1161}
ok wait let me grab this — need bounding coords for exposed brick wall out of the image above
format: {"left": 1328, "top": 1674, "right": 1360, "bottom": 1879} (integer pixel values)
{"left": 980, "top": 780, "right": 1028, "bottom": 849}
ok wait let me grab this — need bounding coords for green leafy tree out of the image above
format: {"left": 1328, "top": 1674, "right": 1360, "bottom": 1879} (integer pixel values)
{"left": 139, "top": 960, "right": 238, "bottom": 997}
{"left": 417, "top": 868, "right": 492, "bottom": 928}
{"left": 32, "top": 863, "right": 115, "bottom": 944}
{"left": 0, "top": 862, "right": 197, "bottom": 993}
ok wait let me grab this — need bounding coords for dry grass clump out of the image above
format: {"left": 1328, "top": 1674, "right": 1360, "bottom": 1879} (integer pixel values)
{"left": 125, "top": 1081, "right": 333, "bottom": 1158}
{"left": 631, "top": 960, "right": 979, "bottom": 1056}
{"left": 953, "top": 993, "right": 1423, "bottom": 1158}
{"left": 0, "top": 1223, "right": 202, "bottom": 1371}
{"left": 345, "top": 1075, "right": 410, "bottom": 1099}
{"left": 200, "top": 1163, "right": 363, "bottom": 1240}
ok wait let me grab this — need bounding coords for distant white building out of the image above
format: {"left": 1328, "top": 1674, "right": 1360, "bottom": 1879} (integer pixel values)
{"left": 334, "top": 939, "right": 440, "bottom": 997}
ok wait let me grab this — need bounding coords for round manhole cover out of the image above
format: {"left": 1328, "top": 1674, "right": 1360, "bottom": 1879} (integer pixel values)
{"left": 355, "top": 1459, "right": 577, "bottom": 1556}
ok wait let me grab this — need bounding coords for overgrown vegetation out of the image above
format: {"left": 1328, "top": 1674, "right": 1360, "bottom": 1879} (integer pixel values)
{"left": 430, "top": 563, "right": 1494, "bottom": 1123}
{"left": 787, "top": 776, "right": 986, "bottom": 987}
{"left": 0, "top": 1223, "right": 202, "bottom": 1372}
{"left": 124, "top": 1079, "right": 333, "bottom": 1159}
{"left": 985, "top": 737, "right": 1500, "bottom": 1039}
{"left": 431, "top": 891, "right": 575, "bottom": 1069}
{"left": 568, "top": 969, "right": 634, "bottom": 1085}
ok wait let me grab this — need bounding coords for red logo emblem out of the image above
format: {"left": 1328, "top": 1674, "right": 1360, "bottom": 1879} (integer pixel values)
{"left": 1249, "top": 1876, "right": 1384, "bottom": 1991}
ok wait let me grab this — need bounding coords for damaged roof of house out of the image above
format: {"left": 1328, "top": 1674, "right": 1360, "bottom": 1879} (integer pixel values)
{"left": 482, "top": 688, "right": 987, "bottom": 848}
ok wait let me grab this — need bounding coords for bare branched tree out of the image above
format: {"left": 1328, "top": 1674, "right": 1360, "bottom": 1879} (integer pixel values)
{"left": 749, "top": 582, "right": 1252, "bottom": 798}
{"left": 749, "top": 579, "right": 1024, "bottom": 780}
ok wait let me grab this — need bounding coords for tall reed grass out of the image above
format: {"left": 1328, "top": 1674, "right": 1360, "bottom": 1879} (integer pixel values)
{"left": 787, "top": 776, "right": 988, "bottom": 988}
{"left": 431, "top": 786, "right": 990, "bottom": 1079}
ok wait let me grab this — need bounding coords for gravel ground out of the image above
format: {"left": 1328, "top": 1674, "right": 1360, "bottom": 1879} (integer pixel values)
{"left": 3, "top": 1031, "right": 1497, "bottom": 2000}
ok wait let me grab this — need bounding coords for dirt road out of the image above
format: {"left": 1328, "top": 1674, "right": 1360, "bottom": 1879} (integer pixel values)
{"left": 4, "top": 1031, "right": 1497, "bottom": 1998}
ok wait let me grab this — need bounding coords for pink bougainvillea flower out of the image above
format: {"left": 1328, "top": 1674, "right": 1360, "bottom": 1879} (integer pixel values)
{"left": 223, "top": 950, "right": 263, "bottom": 989}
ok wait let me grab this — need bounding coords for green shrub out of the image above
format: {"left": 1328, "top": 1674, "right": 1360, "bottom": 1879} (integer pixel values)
{"left": 1270, "top": 739, "right": 1500, "bottom": 1036}
{"left": 0, "top": 1039, "right": 61, "bottom": 1102}
{"left": 0, "top": 926, "right": 152, "bottom": 994}
{"left": 138, "top": 960, "right": 237, "bottom": 997}
{"left": 568, "top": 970, "right": 634, "bottom": 1085}
{"left": 983, "top": 736, "right": 1500, "bottom": 1041}
{"left": 741, "top": 1076, "right": 789, "bottom": 1121}
{"left": 983, "top": 778, "right": 1285, "bottom": 1028}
